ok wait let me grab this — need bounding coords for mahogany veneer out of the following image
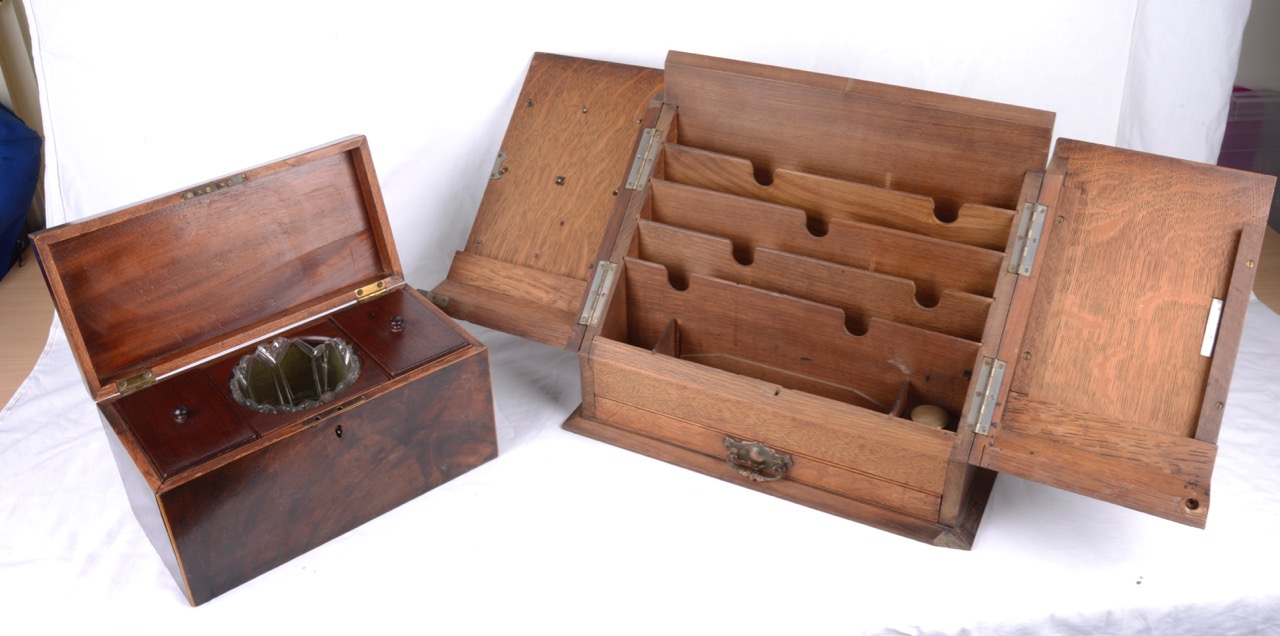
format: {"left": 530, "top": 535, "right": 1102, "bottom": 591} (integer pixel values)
{"left": 33, "top": 137, "right": 498, "bottom": 604}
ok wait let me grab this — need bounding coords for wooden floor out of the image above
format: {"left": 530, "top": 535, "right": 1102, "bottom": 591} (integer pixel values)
{"left": 3, "top": 229, "right": 1280, "bottom": 410}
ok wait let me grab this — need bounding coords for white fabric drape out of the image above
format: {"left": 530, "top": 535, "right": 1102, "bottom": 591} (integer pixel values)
{"left": 6, "top": 1, "right": 1273, "bottom": 633}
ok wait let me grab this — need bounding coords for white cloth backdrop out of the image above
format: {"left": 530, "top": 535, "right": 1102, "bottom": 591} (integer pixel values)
{"left": 4, "top": 1, "right": 1276, "bottom": 633}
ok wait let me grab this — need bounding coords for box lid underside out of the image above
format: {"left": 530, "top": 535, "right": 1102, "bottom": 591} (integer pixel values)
{"left": 34, "top": 136, "right": 400, "bottom": 399}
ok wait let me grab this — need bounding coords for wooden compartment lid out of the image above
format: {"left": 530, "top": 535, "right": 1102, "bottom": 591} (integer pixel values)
{"left": 973, "top": 139, "right": 1276, "bottom": 527}
{"left": 32, "top": 136, "right": 402, "bottom": 401}
{"left": 431, "top": 53, "right": 665, "bottom": 350}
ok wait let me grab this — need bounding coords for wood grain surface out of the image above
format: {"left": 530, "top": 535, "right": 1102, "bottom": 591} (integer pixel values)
{"left": 979, "top": 139, "right": 1274, "bottom": 527}
{"left": 32, "top": 137, "right": 397, "bottom": 399}
{"left": 663, "top": 142, "right": 1016, "bottom": 250}
{"left": 663, "top": 51, "right": 1053, "bottom": 216}
{"left": 637, "top": 219, "right": 991, "bottom": 341}
{"left": 1008, "top": 140, "right": 1274, "bottom": 439}
{"left": 650, "top": 179, "right": 1003, "bottom": 297}
{"left": 465, "top": 53, "right": 662, "bottom": 282}
{"left": 621, "top": 258, "right": 979, "bottom": 415}
{"left": 587, "top": 337, "right": 954, "bottom": 496}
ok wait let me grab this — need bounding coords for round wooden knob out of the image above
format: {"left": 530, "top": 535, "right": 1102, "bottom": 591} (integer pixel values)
{"left": 173, "top": 406, "right": 190, "bottom": 424}
{"left": 390, "top": 316, "right": 405, "bottom": 333}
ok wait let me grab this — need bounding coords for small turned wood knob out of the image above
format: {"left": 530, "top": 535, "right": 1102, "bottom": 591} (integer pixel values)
{"left": 910, "top": 404, "right": 949, "bottom": 429}
{"left": 173, "top": 406, "right": 190, "bottom": 424}
{"left": 390, "top": 316, "right": 405, "bottom": 333}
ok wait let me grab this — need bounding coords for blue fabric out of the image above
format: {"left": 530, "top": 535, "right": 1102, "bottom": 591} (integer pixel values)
{"left": 0, "top": 101, "right": 41, "bottom": 282}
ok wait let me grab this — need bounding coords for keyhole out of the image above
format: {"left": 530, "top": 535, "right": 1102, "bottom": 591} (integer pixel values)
{"left": 335, "top": 425, "right": 343, "bottom": 439}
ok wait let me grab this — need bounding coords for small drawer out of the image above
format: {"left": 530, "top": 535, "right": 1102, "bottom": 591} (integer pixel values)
{"left": 333, "top": 288, "right": 470, "bottom": 376}
{"left": 114, "top": 371, "right": 256, "bottom": 479}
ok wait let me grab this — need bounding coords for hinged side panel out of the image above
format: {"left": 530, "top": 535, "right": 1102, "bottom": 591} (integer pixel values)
{"left": 32, "top": 136, "right": 400, "bottom": 400}
{"left": 972, "top": 139, "right": 1275, "bottom": 527}
{"left": 432, "top": 53, "right": 664, "bottom": 351}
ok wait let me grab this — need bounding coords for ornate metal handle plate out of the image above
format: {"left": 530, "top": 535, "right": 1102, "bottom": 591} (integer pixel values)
{"left": 723, "top": 436, "right": 793, "bottom": 482}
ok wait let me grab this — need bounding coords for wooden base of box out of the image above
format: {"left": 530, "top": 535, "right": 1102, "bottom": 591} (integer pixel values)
{"left": 96, "top": 284, "right": 499, "bottom": 606}
{"left": 105, "top": 341, "right": 496, "bottom": 605}
{"left": 564, "top": 407, "right": 994, "bottom": 549}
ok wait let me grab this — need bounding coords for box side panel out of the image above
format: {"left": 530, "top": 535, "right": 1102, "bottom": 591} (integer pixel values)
{"left": 100, "top": 409, "right": 189, "bottom": 602}
{"left": 466, "top": 53, "right": 662, "bottom": 282}
{"left": 1007, "top": 141, "right": 1272, "bottom": 438}
{"left": 976, "top": 139, "right": 1275, "bottom": 527}
{"left": 158, "top": 352, "right": 496, "bottom": 605}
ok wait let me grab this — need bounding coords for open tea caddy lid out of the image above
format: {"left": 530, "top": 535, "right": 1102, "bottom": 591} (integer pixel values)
{"left": 433, "top": 51, "right": 1274, "bottom": 529}
{"left": 32, "top": 136, "right": 403, "bottom": 402}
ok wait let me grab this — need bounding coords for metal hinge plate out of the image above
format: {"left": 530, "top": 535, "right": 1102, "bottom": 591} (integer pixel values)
{"left": 183, "top": 173, "right": 247, "bottom": 200}
{"left": 422, "top": 289, "right": 449, "bottom": 308}
{"left": 116, "top": 369, "right": 157, "bottom": 396}
{"left": 1200, "top": 297, "right": 1225, "bottom": 357}
{"left": 1009, "top": 201, "right": 1048, "bottom": 276}
{"left": 966, "top": 357, "right": 1007, "bottom": 436}
{"left": 625, "top": 128, "right": 661, "bottom": 191}
{"left": 490, "top": 152, "right": 508, "bottom": 180}
{"left": 354, "top": 279, "right": 394, "bottom": 303}
{"left": 578, "top": 260, "right": 618, "bottom": 326}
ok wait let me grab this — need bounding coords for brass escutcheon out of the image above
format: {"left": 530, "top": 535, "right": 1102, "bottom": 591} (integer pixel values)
{"left": 723, "top": 436, "right": 793, "bottom": 482}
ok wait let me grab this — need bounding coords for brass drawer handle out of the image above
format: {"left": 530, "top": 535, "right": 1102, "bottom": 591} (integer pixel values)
{"left": 723, "top": 436, "right": 793, "bottom": 482}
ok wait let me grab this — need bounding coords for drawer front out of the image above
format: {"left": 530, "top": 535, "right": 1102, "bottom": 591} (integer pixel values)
{"left": 586, "top": 339, "right": 952, "bottom": 520}
{"left": 158, "top": 351, "right": 496, "bottom": 605}
{"left": 594, "top": 397, "right": 941, "bottom": 520}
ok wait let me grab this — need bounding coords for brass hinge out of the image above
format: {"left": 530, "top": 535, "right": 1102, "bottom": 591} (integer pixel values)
{"left": 116, "top": 369, "right": 156, "bottom": 396}
{"left": 1008, "top": 201, "right": 1048, "bottom": 276}
{"left": 625, "top": 128, "right": 661, "bottom": 191}
{"left": 183, "top": 173, "right": 248, "bottom": 200}
{"left": 966, "top": 357, "right": 1007, "bottom": 435}
{"left": 578, "top": 260, "right": 618, "bottom": 326}
{"left": 354, "top": 279, "right": 394, "bottom": 303}
{"left": 422, "top": 289, "right": 449, "bottom": 307}
{"left": 490, "top": 152, "right": 509, "bottom": 180}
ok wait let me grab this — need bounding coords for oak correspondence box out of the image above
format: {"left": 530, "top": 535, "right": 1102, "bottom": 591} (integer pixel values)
{"left": 430, "top": 52, "right": 1275, "bottom": 548}
{"left": 32, "top": 137, "right": 498, "bottom": 605}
